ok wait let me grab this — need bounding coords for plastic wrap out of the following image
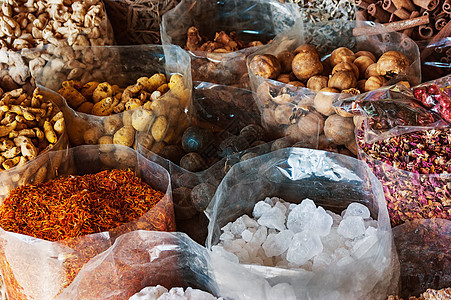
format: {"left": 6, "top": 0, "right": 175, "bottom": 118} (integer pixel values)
{"left": 419, "top": 37, "right": 451, "bottom": 82}
{"left": 393, "top": 219, "right": 451, "bottom": 299}
{"left": 0, "top": 90, "right": 69, "bottom": 201}
{"left": 161, "top": 0, "right": 300, "bottom": 87}
{"left": 248, "top": 20, "right": 422, "bottom": 150}
{"left": 0, "top": 145, "right": 175, "bottom": 300}
{"left": 412, "top": 74, "right": 451, "bottom": 122}
{"left": 34, "top": 45, "right": 192, "bottom": 154}
{"left": 338, "top": 83, "right": 447, "bottom": 144}
{"left": 56, "top": 231, "right": 219, "bottom": 300}
{"left": 206, "top": 148, "right": 398, "bottom": 299}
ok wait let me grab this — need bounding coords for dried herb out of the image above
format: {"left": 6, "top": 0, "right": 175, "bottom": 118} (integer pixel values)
{"left": 0, "top": 169, "right": 169, "bottom": 300}
{"left": 357, "top": 128, "right": 451, "bottom": 226}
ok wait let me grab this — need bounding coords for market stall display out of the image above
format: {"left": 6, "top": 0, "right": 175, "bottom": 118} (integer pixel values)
{"left": 0, "top": 145, "right": 174, "bottom": 300}
{"left": 161, "top": 0, "right": 300, "bottom": 87}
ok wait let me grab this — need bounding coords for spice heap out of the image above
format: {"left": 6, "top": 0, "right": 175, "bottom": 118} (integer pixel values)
{"left": 357, "top": 128, "right": 451, "bottom": 225}
{"left": 0, "top": 169, "right": 164, "bottom": 241}
{"left": 0, "top": 87, "right": 65, "bottom": 172}
{"left": 130, "top": 286, "right": 223, "bottom": 300}
{"left": 185, "top": 27, "right": 264, "bottom": 53}
{"left": 388, "top": 287, "right": 451, "bottom": 299}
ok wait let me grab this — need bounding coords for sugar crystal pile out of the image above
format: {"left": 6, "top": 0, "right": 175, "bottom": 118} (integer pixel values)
{"left": 212, "top": 197, "right": 379, "bottom": 270}
{"left": 129, "top": 285, "right": 223, "bottom": 300}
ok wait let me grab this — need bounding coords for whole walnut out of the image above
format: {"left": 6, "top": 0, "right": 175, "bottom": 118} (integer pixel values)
{"left": 332, "top": 62, "right": 359, "bottom": 80}
{"left": 292, "top": 51, "right": 323, "bottom": 81}
{"left": 276, "top": 50, "right": 295, "bottom": 73}
{"left": 314, "top": 87, "right": 339, "bottom": 116}
{"left": 357, "top": 79, "right": 367, "bottom": 92}
{"left": 307, "top": 75, "right": 328, "bottom": 91}
{"left": 249, "top": 54, "right": 281, "bottom": 79}
{"left": 365, "top": 76, "right": 387, "bottom": 91}
{"left": 353, "top": 56, "right": 374, "bottom": 77}
{"left": 330, "top": 47, "right": 356, "bottom": 66}
{"left": 328, "top": 71, "right": 357, "bottom": 91}
{"left": 355, "top": 50, "right": 376, "bottom": 62}
{"left": 364, "top": 63, "right": 379, "bottom": 79}
{"left": 376, "top": 51, "right": 410, "bottom": 77}
{"left": 324, "top": 114, "right": 355, "bottom": 145}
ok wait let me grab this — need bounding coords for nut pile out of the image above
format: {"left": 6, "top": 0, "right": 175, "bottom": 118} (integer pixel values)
{"left": 0, "top": 0, "right": 114, "bottom": 89}
{"left": 185, "top": 27, "right": 264, "bottom": 53}
{"left": 0, "top": 87, "right": 64, "bottom": 171}
{"left": 59, "top": 74, "right": 189, "bottom": 152}
{"left": 251, "top": 45, "right": 412, "bottom": 155}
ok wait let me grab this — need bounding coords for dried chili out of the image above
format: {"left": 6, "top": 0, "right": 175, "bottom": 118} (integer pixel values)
{"left": 0, "top": 169, "right": 169, "bottom": 300}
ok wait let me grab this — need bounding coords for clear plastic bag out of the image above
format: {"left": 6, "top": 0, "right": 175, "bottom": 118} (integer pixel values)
{"left": 56, "top": 230, "right": 219, "bottom": 300}
{"left": 412, "top": 74, "right": 451, "bottom": 122}
{"left": 393, "top": 218, "right": 451, "bottom": 298}
{"left": 249, "top": 20, "right": 422, "bottom": 150}
{"left": 161, "top": 0, "right": 300, "bottom": 87}
{"left": 206, "top": 147, "right": 398, "bottom": 299}
{"left": 34, "top": 45, "right": 192, "bottom": 153}
{"left": 337, "top": 83, "right": 447, "bottom": 144}
{"left": 418, "top": 37, "right": 451, "bottom": 82}
{"left": 0, "top": 145, "right": 175, "bottom": 300}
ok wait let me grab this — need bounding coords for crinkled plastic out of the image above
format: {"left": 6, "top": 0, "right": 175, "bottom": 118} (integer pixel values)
{"left": 161, "top": 0, "right": 300, "bottom": 87}
{"left": 412, "top": 74, "right": 451, "bottom": 122}
{"left": 393, "top": 218, "right": 451, "bottom": 298}
{"left": 0, "top": 90, "right": 69, "bottom": 200}
{"left": 34, "top": 45, "right": 192, "bottom": 151}
{"left": 418, "top": 37, "right": 451, "bottom": 82}
{"left": 337, "top": 83, "right": 447, "bottom": 144}
{"left": 56, "top": 230, "right": 219, "bottom": 300}
{"left": 0, "top": 145, "right": 175, "bottom": 300}
{"left": 206, "top": 148, "right": 398, "bottom": 299}
{"left": 248, "top": 20, "right": 422, "bottom": 147}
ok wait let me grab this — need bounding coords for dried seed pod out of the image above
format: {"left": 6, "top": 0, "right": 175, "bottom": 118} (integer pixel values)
{"left": 330, "top": 47, "right": 356, "bottom": 66}
{"left": 249, "top": 54, "right": 281, "bottom": 79}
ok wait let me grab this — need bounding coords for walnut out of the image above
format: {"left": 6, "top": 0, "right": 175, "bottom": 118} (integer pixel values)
{"left": 324, "top": 114, "right": 355, "bottom": 145}
{"left": 314, "top": 87, "right": 339, "bottom": 116}
{"left": 297, "top": 111, "right": 324, "bottom": 136}
{"left": 294, "top": 44, "right": 320, "bottom": 56}
{"left": 355, "top": 50, "right": 376, "bottom": 62}
{"left": 249, "top": 54, "right": 281, "bottom": 79}
{"left": 357, "top": 79, "right": 366, "bottom": 92}
{"left": 364, "top": 63, "right": 379, "bottom": 79}
{"left": 332, "top": 62, "right": 359, "bottom": 80}
{"left": 328, "top": 71, "right": 357, "bottom": 91}
{"left": 330, "top": 47, "right": 356, "bottom": 66}
{"left": 365, "top": 76, "right": 387, "bottom": 91}
{"left": 307, "top": 75, "right": 328, "bottom": 91}
{"left": 353, "top": 56, "right": 374, "bottom": 77}
{"left": 276, "top": 50, "right": 295, "bottom": 73}
{"left": 376, "top": 51, "right": 410, "bottom": 77}
{"left": 292, "top": 50, "right": 323, "bottom": 81}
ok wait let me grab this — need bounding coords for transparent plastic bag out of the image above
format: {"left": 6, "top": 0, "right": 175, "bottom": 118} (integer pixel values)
{"left": 34, "top": 45, "right": 192, "bottom": 152}
{"left": 337, "top": 83, "right": 447, "bottom": 144}
{"left": 0, "top": 89, "right": 69, "bottom": 200}
{"left": 393, "top": 218, "right": 451, "bottom": 298}
{"left": 206, "top": 148, "right": 398, "bottom": 299}
{"left": 249, "top": 20, "right": 422, "bottom": 151}
{"left": 412, "top": 74, "right": 451, "bottom": 122}
{"left": 56, "top": 230, "right": 219, "bottom": 300}
{"left": 0, "top": 145, "right": 175, "bottom": 300}
{"left": 161, "top": 0, "right": 300, "bottom": 87}
{"left": 419, "top": 36, "right": 451, "bottom": 82}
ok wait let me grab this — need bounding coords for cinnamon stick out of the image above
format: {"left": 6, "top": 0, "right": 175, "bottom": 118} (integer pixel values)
{"left": 421, "top": 21, "right": 451, "bottom": 60}
{"left": 368, "top": 3, "right": 391, "bottom": 22}
{"left": 413, "top": 0, "right": 439, "bottom": 11}
{"left": 400, "top": 37, "right": 415, "bottom": 50}
{"left": 394, "top": 7, "right": 412, "bottom": 19}
{"left": 418, "top": 25, "right": 435, "bottom": 39}
{"left": 390, "top": 13, "right": 399, "bottom": 22}
{"left": 443, "top": 0, "right": 451, "bottom": 14}
{"left": 403, "top": 11, "right": 420, "bottom": 36}
{"left": 352, "top": 15, "right": 430, "bottom": 36}
{"left": 392, "top": 0, "right": 416, "bottom": 12}
{"left": 435, "top": 18, "right": 448, "bottom": 31}
{"left": 356, "top": 0, "right": 371, "bottom": 9}
{"left": 382, "top": 0, "right": 397, "bottom": 12}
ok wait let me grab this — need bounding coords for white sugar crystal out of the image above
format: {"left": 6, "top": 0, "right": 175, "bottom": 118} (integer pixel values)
{"left": 365, "top": 219, "right": 378, "bottom": 229}
{"left": 287, "top": 205, "right": 332, "bottom": 236}
{"left": 231, "top": 217, "right": 247, "bottom": 236}
{"left": 311, "top": 207, "right": 333, "bottom": 237}
{"left": 321, "top": 227, "right": 346, "bottom": 252}
{"left": 333, "top": 247, "right": 350, "bottom": 260}
{"left": 129, "top": 285, "right": 168, "bottom": 300}
{"left": 241, "top": 229, "right": 253, "bottom": 242}
{"left": 235, "top": 247, "right": 250, "bottom": 262}
{"left": 185, "top": 287, "right": 219, "bottom": 300}
{"left": 211, "top": 245, "right": 239, "bottom": 263}
{"left": 158, "top": 287, "right": 186, "bottom": 300}
{"left": 264, "top": 197, "right": 275, "bottom": 206}
{"left": 253, "top": 201, "right": 272, "bottom": 218}
{"left": 337, "top": 216, "right": 366, "bottom": 239}
{"left": 344, "top": 203, "right": 370, "bottom": 219}
{"left": 336, "top": 255, "right": 354, "bottom": 267}
{"left": 262, "top": 230, "right": 294, "bottom": 257}
{"left": 286, "top": 232, "right": 323, "bottom": 265}
{"left": 257, "top": 206, "right": 286, "bottom": 231}
{"left": 300, "top": 198, "right": 316, "bottom": 211}
{"left": 268, "top": 283, "right": 296, "bottom": 300}
{"left": 274, "top": 202, "right": 287, "bottom": 215}
{"left": 313, "top": 252, "right": 332, "bottom": 271}
{"left": 221, "top": 222, "right": 232, "bottom": 232}
{"left": 219, "top": 232, "right": 234, "bottom": 241}
{"left": 242, "top": 214, "right": 258, "bottom": 228}
{"left": 351, "top": 234, "right": 378, "bottom": 259}
{"left": 326, "top": 210, "right": 342, "bottom": 226}
{"left": 250, "top": 226, "right": 267, "bottom": 247}
{"left": 365, "top": 226, "right": 377, "bottom": 236}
